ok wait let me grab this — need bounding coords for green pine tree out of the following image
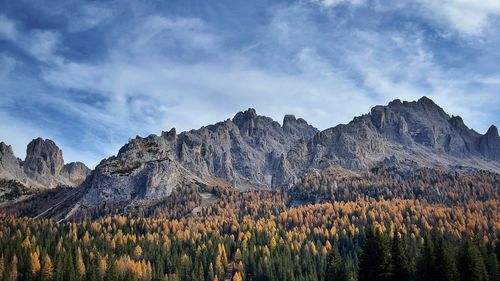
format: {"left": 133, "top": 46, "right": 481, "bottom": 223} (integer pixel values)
{"left": 458, "top": 240, "right": 488, "bottom": 281}
{"left": 324, "top": 246, "right": 347, "bottom": 281}
{"left": 390, "top": 233, "right": 412, "bottom": 281}
{"left": 358, "top": 227, "right": 391, "bottom": 281}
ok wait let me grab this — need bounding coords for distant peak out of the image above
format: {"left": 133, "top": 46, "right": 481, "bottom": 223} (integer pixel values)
{"left": 0, "top": 142, "right": 14, "bottom": 155}
{"left": 388, "top": 99, "right": 402, "bottom": 107}
{"left": 486, "top": 125, "right": 499, "bottom": 137}
{"left": 28, "top": 137, "right": 57, "bottom": 147}
{"left": 417, "top": 96, "right": 436, "bottom": 105}
{"left": 26, "top": 138, "right": 63, "bottom": 160}
{"left": 283, "top": 114, "right": 297, "bottom": 126}
{"left": 161, "top": 128, "right": 177, "bottom": 140}
{"left": 232, "top": 108, "right": 258, "bottom": 127}
{"left": 449, "top": 115, "right": 465, "bottom": 129}
{"left": 244, "top": 108, "right": 257, "bottom": 117}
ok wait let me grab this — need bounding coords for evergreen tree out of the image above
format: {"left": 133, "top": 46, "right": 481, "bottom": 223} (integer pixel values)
{"left": 324, "top": 247, "right": 347, "bottom": 281}
{"left": 76, "top": 248, "right": 86, "bottom": 278}
{"left": 41, "top": 254, "right": 54, "bottom": 281}
{"left": 31, "top": 250, "right": 42, "bottom": 278}
{"left": 458, "top": 241, "right": 488, "bottom": 281}
{"left": 390, "top": 233, "right": 412, "bottom": 281}
{"left": 8, "top": 255, "right": 18, "bottom": 281}
{"left": 416, "top": 236, "right": 436, "bottom": 281}
{"left": 486, "top": 252, "right": 499, "bottom": 281}
{"left": 358, "top": 227, "right": 391, "bottom": 281}
{"left": 434, "top": 237, "right": 458, "bottom": 281}
{"left": 0, "top": 255, "right": 4, "bottom": 281}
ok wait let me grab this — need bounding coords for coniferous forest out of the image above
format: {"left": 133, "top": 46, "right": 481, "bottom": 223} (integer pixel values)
{"left": 0, "top": 176, "right": 499, "bottom": 281}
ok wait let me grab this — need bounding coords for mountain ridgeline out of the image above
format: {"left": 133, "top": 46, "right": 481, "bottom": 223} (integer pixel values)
{"left": 1, "top": 97, "right": 500, "bottom": 220}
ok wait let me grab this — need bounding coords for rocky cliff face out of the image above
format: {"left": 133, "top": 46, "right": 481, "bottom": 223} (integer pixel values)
{"left": 73, "top": 98, "right": 500, "bottom": 214}
{"left": 5, "top": 97, "right": 500, "bottom": 218}
{"left": 78, "top": 109, "right": 319, "bottom": 208}
{"left": 0, "top": 142, "right": 25, "bottom": 182}
{"left": 279, "top": 97, "right": 500, "bottom": 187}
{"left": 480, "top": 125, "right": 500, "bottom": 161}
{"left": 0, "top": 138, "right": 91, "bottom": 193}
{"left": 61, "top": 162, "right": 93, "bottom": 186}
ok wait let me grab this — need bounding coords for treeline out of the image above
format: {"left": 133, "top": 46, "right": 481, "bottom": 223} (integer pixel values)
{"left": 328, "top": 227, "right": 500, "bottom": 281}
{"left": 291, "top": 166, "right": 500, "bottom": 206}
{"left": 0, "top": 214, "right": 498, "bottom": 281}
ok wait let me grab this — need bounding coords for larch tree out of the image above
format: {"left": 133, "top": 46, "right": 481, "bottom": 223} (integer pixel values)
{"left": 41, "top": 254, "right": 54, "bottom": 281}
{"left": 31, "top": 250, "right": 42, "bottom": 278}
{"left": 8, "top": 255, "right": 18, "bottom": 281}
{"left": 232, "top": 272, "right": 243, "bottom": 281}
{"left": 0, "top": 255, "right": 4, "bottom": 281}
{"left": 98, "top": 256, "right": 107, "bottom": 279}
{"left": 76, "top": 248, "right": 86, "bottom": 277}
{"left": 134, "top": 245, "right": 143, "bottom": 259}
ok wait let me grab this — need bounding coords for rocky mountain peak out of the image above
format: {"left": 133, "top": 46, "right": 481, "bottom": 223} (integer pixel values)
{"left": 0, "top": 142, "right": 24, "bottom": 181}
{"left": 0, "top": 138, "right": 91, "bottom": 189}
{"left": 161, "top": 128, "right": 177, "bottom": 141}
{"left": 283, "top": 114, "right": 318, "bottom": 140}
{"left": 283, "top": 114, "right": 297, "bottom": 126}
{"left": 449, "top": 115, "right": 467, "bottom": 131}
{"left": 479, "top": 124, "right": 500, "bottom": 161}
{"left": 24, "top": 138, "right": 64, "bottom": 177}
{"left": 61, "top": 162, "right": 92, "bottom": 186}
{"left": 486, "top": 125, "right": 499, "bottom": 138}
{"left": 232, "top": 108, "right": 257, "bottom": 127}
{"left": 417, "top": 96, "right": 436, "bottom": 106}
{"left": 0, "top": 142, "right": 15, "bottom": 158}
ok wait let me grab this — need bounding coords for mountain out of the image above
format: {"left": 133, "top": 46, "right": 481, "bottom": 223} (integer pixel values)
{"left": 278, "top": 97, "right": 500, "bottom": 186}
{"left": 0, "top": 138, "right": 91, "bottom": 203}
{"left": 2, "top": 97, "right": 500, "bottom": 219}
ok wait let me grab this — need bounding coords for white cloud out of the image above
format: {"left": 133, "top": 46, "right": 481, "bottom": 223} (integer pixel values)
{"left": 0, "top": 15, "right": 62, "bottom": 63}
{"left": 415, "top": 0, "right": 500, "bottom": 35}
{"left": 0, "top": 15, "right": 17, "bottom": 40}
{"left": 67, "top": 4, "right": 114, "bottom": 32}
{"left": 315, "top": 0, "right": 365, "bottom": 8}
{"left": 1, "top": 4, "right": 500, "bottom": 168}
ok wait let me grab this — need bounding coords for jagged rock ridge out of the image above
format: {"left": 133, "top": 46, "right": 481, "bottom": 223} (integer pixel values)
{"left": 74, "top": 97, "right": 500, "bottom": 215}
{"left": 0, "top": 138, "right": 91, "bottom": 191}
{"left": 3, "top": 97, "right": 500, "bottom": 219}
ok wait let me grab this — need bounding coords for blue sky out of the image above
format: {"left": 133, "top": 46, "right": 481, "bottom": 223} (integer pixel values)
{"left": 1, "top": 0, "right": 500, "bottom": 168}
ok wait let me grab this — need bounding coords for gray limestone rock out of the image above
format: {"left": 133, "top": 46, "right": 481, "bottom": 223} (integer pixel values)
{"left": 24, "top": 138, "right": 65, "bottom": 187}
{"left": 0, "top": 142, "right": 24, "bottom": 180}
{"left": 5, "top": 97, "right": 500, "bottom": 217}
{"left": 0, "top": 138, "right": 91, "bottom": 192}
{"left": 61, "top": 162, "right": 92, "bottom": 186}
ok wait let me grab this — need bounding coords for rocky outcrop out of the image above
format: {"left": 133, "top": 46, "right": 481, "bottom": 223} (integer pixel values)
{"left": 6, "top": 97, "right": 500, "bottom": 217}
{"left": 75, "top": 98, "right": 500, "bottom": 214}
{"left": 480, "top": 125, "right": 500, "bottom": 161}
{"left": 0, "top": 142, "right": 25, "bottom": 181}
{"left": 278, "top": 97, "right": 500, "bottom": 187}
{"left": 61, "top": 162, "right": 92, "bottom": 186}
{"left": 78, "top": 109, "right": 319, "bottom": 208}
{"left": 24, "top": 138, "right": 65, "bottom": 187}
{"left": 0, "top": 138, "right": 91, "bottom": 191}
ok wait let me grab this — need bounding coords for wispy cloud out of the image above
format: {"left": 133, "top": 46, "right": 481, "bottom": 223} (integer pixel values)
{"left": 0, "top": 0, "right": 499, "bottom": 168}
{"left": 415, "top": 0, "right": 500, "bottom": 35}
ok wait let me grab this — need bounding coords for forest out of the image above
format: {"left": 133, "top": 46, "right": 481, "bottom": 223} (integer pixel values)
{"left": 0, "top": 195, "right": 498, "bottom": 281}
{"left": 1, "top": 168, "right": 499, "bottom": 281}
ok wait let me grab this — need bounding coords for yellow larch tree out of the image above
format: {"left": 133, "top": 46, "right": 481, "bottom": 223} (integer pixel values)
{"left": 76, "top": 248, "right": 86, "bottom": 276}
{"left": 41, "top": 254, "right": 54, "bottom": 281}
{"left": 30, "top": 250, "right": 41, "bottom": 277}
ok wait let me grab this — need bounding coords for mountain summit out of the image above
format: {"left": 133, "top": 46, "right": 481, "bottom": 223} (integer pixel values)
{"left": 0, "top": 138, "right": 91, "bottom": 189}
{"left": 2, "top": 97, "right": 499, "bottom": 219}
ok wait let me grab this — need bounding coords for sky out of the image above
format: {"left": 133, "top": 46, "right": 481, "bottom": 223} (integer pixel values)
{"left": 1, "top": 0, "right": 500, "bottom": 168}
